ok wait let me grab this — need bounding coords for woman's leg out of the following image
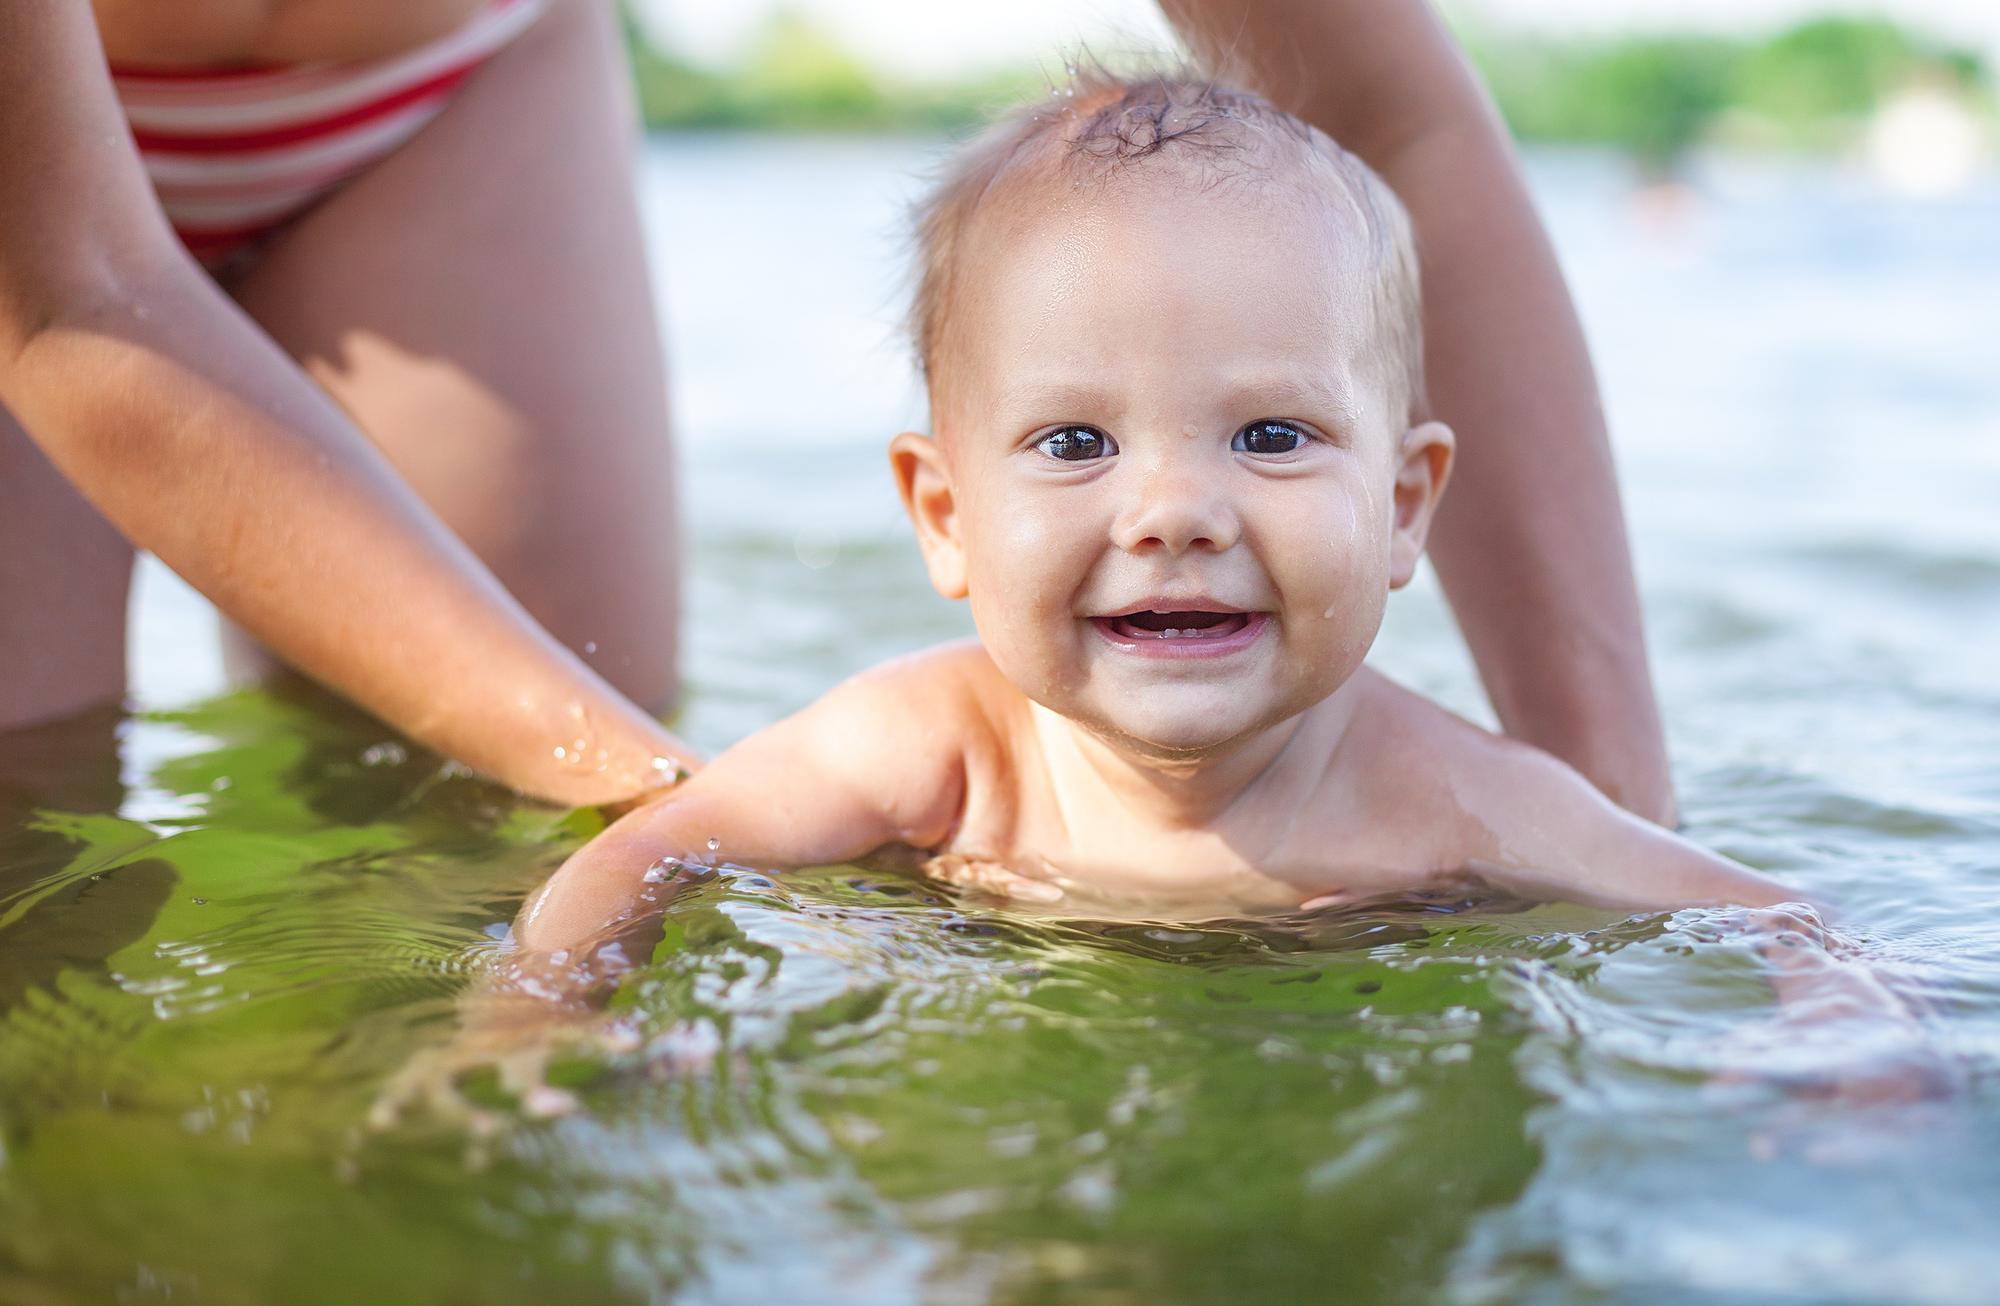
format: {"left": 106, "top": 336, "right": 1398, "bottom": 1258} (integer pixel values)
{"left": 225, "top": 0, "right": 680, "bottom": 712}
{"left": 0, "top": 405, "right": 134, "bottom": 729}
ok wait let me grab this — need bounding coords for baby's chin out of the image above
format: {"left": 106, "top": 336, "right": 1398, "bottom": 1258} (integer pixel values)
{"left": 1052, "top": 687, "right": 1313, "bottom": 763}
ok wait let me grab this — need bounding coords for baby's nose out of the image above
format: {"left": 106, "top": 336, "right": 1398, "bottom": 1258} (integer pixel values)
{"left": 1110, "top": 465, "right": 1241, "bottom": 556}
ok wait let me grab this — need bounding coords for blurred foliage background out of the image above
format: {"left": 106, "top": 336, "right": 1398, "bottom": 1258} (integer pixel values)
{"left": 618, "top": 6, "right": 1993, "bottom": 169}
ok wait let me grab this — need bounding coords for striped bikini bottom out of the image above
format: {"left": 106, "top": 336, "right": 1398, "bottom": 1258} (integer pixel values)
{"left": 112, "top": 0, "right": 547, "bottom": 270}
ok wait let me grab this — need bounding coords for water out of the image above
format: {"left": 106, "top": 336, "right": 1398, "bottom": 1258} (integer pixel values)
{"left": 4, "top": 136, "right": 1999, "bottom": 1303}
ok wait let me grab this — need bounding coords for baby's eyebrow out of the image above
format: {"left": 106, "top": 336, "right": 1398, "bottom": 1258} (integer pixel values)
{"left": 1213, "top": 374, "right": 1364, "bottom": 430}
{"left": 992, "top": 381, "right": 1126, "bottom": 418}
{"left": 992, "top": 375, "right": 1362, "bottom": 428}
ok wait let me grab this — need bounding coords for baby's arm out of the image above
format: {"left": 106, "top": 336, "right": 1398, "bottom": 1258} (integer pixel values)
{"left": 371, "top": 659, "right": 972, "bottom": 1126}
{"left": 1460, "top": 743, "right": 1793, "bottom": 916}
{"left": 1468, "top": 746, "right": 1940, "bottom": 1073}
{"left": 520, "top": 659, "right": 966, "bottom": 960}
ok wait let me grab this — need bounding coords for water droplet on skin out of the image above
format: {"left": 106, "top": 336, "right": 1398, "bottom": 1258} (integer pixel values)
{"left": 643, "top": 864, "right": 669, "bottom": 884}
{"left": 583, "top": 641, "right": 598, "bottom": 655}
{"left": 553, "top": 746, "right": 568, "bottom": 761}
{"left": 706, "top": 838, "right": 721, "bottom": 853}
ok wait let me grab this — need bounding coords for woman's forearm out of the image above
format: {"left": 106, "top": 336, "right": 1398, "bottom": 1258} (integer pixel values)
{"left": 1380, "top": 117, "right": 1674, "bottom": 824}
{"left": 1162, "top": 0, "right": 1675, "bottom": 823}
{"left": 5, "top": 267, "right": 691, "bottom": 806}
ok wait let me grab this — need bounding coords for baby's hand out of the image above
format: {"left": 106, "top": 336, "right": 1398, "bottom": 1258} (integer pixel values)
{"left": 1709, "top": 1032, "right": 1965, "bottom": 1166}
{"left": 1710, "top": 1015, "right": 1960, "bottom": 1104}
{"left": 920, "top": 852, "right": 1069, "bottom": 904}
{"left": 1702, "top": 1001, "right": 1964, "bottom": 1165}
{"left": 368, "top": 1006, "right": 640, "bottom": 1136}
{"left": 369, "top": 1007, "right": 730, "bottom": 1144}
{"left": 1675, "top": 902, "right": 1968, "bottom": 1163}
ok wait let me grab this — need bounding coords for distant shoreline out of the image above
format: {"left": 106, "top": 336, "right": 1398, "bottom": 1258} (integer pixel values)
{"left": 624, "top": 13, "right": 1995, "bottom": 169}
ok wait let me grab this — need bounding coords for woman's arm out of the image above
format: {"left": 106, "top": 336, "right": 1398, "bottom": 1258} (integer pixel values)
{"left": 1160, "top": 0, "right": 1676, "bottom": 824}
{"left": 0, "top": 2, "right": 689, "bottom": 806}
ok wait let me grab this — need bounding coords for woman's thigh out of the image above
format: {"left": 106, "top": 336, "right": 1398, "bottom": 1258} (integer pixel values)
{"left": 0, "top": 405, "right": 134, "bottom": 729}
{"left": 228, "top": 0, "right": 680, "bottom": 712}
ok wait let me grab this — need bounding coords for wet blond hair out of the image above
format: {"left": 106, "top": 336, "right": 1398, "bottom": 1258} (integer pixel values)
{"left": 910, "top": 68, "right": 1427, "bottom": 427}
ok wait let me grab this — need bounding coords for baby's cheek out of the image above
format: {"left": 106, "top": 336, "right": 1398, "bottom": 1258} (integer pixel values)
{"left": 981, "top": 501, "right": 1090, "bottom": 609}
{"left": 1286, "top": 524, "right": 1390, "bottom": 668}
{"left": 960, "top": 506, "right": 1087, "bottom": 690}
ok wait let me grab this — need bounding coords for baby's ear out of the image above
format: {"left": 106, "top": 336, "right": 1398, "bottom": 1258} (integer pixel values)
{"left": 889, "top": 433, "right": 969, "bottom": 599}
{"left": 1388, "top": 421, "right": 1455, "bottom": 590}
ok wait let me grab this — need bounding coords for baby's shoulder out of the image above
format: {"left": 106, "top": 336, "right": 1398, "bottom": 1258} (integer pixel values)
{"left": 834, "top": 639, "right": 1009, "bottom": 713}
{"left": 807, "top": 639, "right": 1013, "bottom": 767}
{"left": 1343, "top": 670, "right": 1605, "bottom": 862}
{"left": 719, "top": 641, "right": 1007, "bottom": 852}
{"left": 1337, "top": 674, "right": 1794, "bottom": 915}
{"left": 1345, "top": 669, "right": 1536, "bottom": 780}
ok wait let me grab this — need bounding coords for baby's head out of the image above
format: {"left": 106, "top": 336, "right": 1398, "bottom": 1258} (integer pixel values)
{"left": 891, "top": 70, "right": 1454, "bottom": 760}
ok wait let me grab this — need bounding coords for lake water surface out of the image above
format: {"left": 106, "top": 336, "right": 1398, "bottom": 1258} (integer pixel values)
{"left": 3, "top": 136, "right": 1998, "bottom": 1303}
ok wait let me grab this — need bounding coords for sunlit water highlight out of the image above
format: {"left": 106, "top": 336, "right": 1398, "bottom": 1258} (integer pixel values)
{"left": 3, "top": 139, "right": 1997, "bottom": 1303}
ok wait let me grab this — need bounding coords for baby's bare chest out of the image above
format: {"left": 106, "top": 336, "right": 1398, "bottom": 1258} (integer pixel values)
{"left": 944, "top": 788, "right": 1465, "bottom": 915}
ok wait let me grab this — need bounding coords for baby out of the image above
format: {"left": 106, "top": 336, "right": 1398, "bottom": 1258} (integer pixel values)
{"left": 372, "top": 72, "right": 1952, "bottom": 1128}
{"left": 524, "top": 71, "right": 1797, "bottom": 947}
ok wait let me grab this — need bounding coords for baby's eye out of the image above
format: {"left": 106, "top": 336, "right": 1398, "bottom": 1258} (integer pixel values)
{"left": 1036, "top": 426, "right": 1117, "bottom": 462}
{"left": 1233, "top": 420, "right": 1306, "bottom": 455}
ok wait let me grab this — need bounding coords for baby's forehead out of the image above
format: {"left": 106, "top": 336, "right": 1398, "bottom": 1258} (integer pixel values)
{"left": 941, "top": 146, "right": 1382, "bottom": 362}
{"left": 912, "top": 78, "right": 1427, "bottom": 425}
{"left": 930, "top": 184, "right": 1385, "bottom": 435}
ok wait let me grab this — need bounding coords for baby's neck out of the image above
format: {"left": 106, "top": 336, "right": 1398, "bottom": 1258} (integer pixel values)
{"left": 1026, "top": 682, "right": 1366, "bottom": 833}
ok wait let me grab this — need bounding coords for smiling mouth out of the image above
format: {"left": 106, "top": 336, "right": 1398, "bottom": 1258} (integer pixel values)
{"left": 1098, "top": 609, "right": 1254, "bottom": 641}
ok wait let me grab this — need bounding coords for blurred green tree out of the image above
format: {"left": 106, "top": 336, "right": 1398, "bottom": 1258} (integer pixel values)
{"left": 616, "top": 3, "right": 1994, "bottom": 164}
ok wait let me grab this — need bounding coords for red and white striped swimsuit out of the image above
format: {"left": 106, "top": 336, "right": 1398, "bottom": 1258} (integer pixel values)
{"left": 111, "top": 0, "right": 546, "bottom": 269}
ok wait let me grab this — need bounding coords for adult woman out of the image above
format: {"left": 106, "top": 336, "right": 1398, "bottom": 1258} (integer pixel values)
{"left": 0, "top": 0, "right": 1674, "bottom": 823}
{"left": 2, "top": 0, "right": 685, "bottom": 805}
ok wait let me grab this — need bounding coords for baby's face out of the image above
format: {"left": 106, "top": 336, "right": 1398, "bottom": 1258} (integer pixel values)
{"left": 896, "top": 169, "right": 1449, "bottom": 758}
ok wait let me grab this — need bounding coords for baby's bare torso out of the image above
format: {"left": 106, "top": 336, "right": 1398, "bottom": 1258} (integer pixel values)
{"left": 906, "top": 645, "right": 1516, "bottom": 916}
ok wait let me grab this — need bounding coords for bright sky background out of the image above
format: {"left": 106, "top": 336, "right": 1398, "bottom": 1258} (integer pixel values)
{"left": 638, "top": 0, "right": 2000, "bottom": 75}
